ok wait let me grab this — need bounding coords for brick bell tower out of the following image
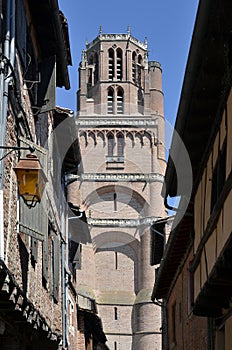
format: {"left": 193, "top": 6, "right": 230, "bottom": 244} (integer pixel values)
{"left": 76, "top": 27, "right": 166, "bottom": 350}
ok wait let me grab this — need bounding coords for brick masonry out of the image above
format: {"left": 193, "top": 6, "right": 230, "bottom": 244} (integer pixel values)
{"left": 76, "top": 31, "right": 166, "bottom": 349}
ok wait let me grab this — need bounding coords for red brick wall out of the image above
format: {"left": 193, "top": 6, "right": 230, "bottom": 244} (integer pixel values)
{"left": 166, "top": 248, "right": 208, "bottom": 350}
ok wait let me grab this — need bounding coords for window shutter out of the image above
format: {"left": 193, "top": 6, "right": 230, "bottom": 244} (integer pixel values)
{"left": 42, "top": 227, "right": 49, "bottom": 284}
{"left": 75, "top": 244, "right": 82, "bottom": 270}
{"left": 53, "top": 234, "right": 60, "bottom": 303}
{"left": 150, "top": 221, "right": 165, "bottom": 265}
{"left": 18, "top": 138, "right": 48, "bottom": 242}
{"left": 16, "top": 0, "right": 27, "bottom": 66}
{"left": 31, "top": 237, "right": 38, "bottom": 264}
{"left": 37, "top": 56, "right": 56, "bottom": 112}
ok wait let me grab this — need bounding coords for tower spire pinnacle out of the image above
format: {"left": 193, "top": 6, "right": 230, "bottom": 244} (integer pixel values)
{"left": 127, "top": 25, "right": 131, "bottom": 35}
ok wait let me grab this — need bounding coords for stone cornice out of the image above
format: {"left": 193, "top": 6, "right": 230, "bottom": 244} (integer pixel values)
{"left": 86, "top": 34, "right": 147, "bottom": 51}
{"left": 76, "top": 118, "right": 158, "bottom": 128}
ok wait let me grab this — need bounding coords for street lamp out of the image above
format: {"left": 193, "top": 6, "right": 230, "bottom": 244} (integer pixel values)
{"left": 0, "top": 145, "right": 47, "bottom": 208}
{"left": 13, "top": 153, "right": 47, "bottom": 208}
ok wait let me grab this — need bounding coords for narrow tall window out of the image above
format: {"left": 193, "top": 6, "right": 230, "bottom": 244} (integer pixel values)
{"left": 108, "top": 133, "right": 114, "bottom": 156}
{"left": 117, "top": 88, "right": 124, "bottom": 114}
{"left": 132, "top": 51, "right": 137, "bottom": 83}
{"left": 94, "top": 53, "right": 99, "bottom": 84}
{"left": 109, "top": 49, "right": 114, "bottom": 80}
{"left": 117, "top": 133, "right": 124, "bottom": 157}
{"left": 114, "top": 307, "right": 118, "bottom": 320}
{"left": 88, "top": 56, "right": 93, "bottom": 87}
{"left": 115, "top": 251, "right": 118, "bottom": 270}
{"left": 138, "top": 89, "right": 144, "bottom": 114}
{"left": 116, "top": 48, "right": 123, "bottom": 80}
{"left": 108, "top": 88, "right": 114, "bottom": 114}
{"left": 113, "top": 192, "right": 117, "bottom": 212}
{"left": 114, "top": 342, "right": 117, "bottom": 350}
{"left": 138, "top": 55, "right": 142, "bottom": 86}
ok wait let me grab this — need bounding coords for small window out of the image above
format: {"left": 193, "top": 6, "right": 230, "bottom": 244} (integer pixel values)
{"left": 113, "top": 192, "right": 117, "bottom": 212}
{"left": 114, "top": 307, "right": 118, "bottom": 320}
{"left": 115, "top": 251, "right": 118, "bottom": 270}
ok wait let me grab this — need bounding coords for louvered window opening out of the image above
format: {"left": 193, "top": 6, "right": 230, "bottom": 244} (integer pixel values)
{"left": 117, "top": 90, "right": 123, "bottom": 114}
{"left": 109, "top": 49, "right": 114, "bottom": 80}
{"left": 132, "top": 52, "right": 137, "bottom": 83}
{"left": 108, "top": 90, "right": 114, "bottom": 114}
{"left": 116, "top": 49, "right": 122, "bottom": 80}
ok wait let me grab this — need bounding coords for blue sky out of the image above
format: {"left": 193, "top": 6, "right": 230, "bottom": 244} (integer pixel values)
{"left": 57, "top": 0, "right": 199, "bottom": 126}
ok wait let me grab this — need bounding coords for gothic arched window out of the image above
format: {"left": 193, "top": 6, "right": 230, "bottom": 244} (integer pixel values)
{"left": 116, "top": 48, "right": 123, "bottom": 80}
{"left": 138, "top": 54, "right": 142, "bottom": 87}
{"left": 107, "top": 133, "right": 114, "bottom": 156}
{"left": 94, "top": 52, "right": 99, "bottom": 84}
{"left": 108, "top": 49, "right": 114, "bottom": 80}
{"left": 108, "top": 88, "right": 114, "bottom": 114}
{"left": 88, "top": 55, "right": 94, "bottom": 87}
{"left": 117, "top": 133, "right": 124, "bottom": 157}
{"left": 117, "top": 88, "right": 124, "bottom": 114}
{"left": 132, "top": 51, "right": 137, "bottom": 83}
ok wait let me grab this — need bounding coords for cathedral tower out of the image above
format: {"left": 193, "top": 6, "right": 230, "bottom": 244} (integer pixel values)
{"left": 76, "top": 28, "right": 166, "bottom": 350}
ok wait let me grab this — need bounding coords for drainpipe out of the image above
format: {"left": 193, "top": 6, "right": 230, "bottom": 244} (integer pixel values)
{"left": 65, "top": 196, "right": 69, "bottom": 348}
{"left": 65, "top": 176, "right": 84, "bottom": 347}
{"left": 61, "top": 178, "right": 67, "bottom": 348}
{"left": 0, "top": 0, "right": 15, "bottom": 261}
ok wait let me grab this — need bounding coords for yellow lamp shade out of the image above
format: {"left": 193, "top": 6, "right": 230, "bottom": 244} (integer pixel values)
{"left": 14, "top": 154, "right": 47, "bottom": 208}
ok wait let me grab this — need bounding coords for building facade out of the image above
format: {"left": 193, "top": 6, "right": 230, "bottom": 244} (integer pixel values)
{"left": 152, "top": 0, "right": 232, "bottom": 349}
{"left": 0, "top": 0, "right": 73, "bottom": 348}
{"left": 76, "top": 28, "right": 166, "bottom": 350}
